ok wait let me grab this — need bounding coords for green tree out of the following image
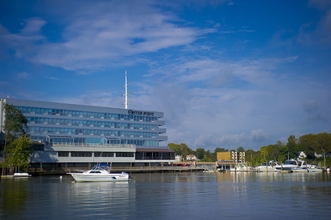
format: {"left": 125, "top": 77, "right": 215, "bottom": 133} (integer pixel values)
{"left": 6, "top": 135, "right": 32, "bottom": 172}
{"left": 195, "top": 148, "right": 205, "bottom": 160}
{"left": 168, "top": 143, "right": 182, "bottom": 156}
{"left": 260, "top": 146, "right": 268, "bottom": 164}
{"left": 246, "top": 149, "right": 258, "bottom": 166}
{"left": 298, "top": 134, "right": 318, "bottom": 158}
{"left": 179, "top": 143, "right": 192, "bottom": 159}
{"left": 214, "top": 147, "right": 228, "bottom": 153}
{"left": 316, "top": 132, "right": 331, "bottom": 168}
{"left": 1, "top": 104, "right": 29, "bottom": 175}
{"left": 3, "top": 104, "right": 28, "bottom": 145}
{"left": 237, "top": 146, "right": 245, "bottom": 152}
{"left": 286, "top": 135, "right": 298, "bottom": 159}
{"left": 168, "top": 143, "right": 194, "bottom": 161}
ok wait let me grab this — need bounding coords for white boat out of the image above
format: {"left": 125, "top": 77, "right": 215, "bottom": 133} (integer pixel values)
{"left": 230, "top": 163, "right": 252, "bottom": 172}
{"left": 274, "top": 159, "right": 299, "bottom": 171}
{"left": 291, "top": 160, "right": 309, "bottom": 172}
{"left": 13, "top": 173, "right": 31, "bottom": 177}
{"left": 291, "top": 167, "right": 309, "bottom": 172}
{"left": 307, "top": 165, "right": 323, "bottom": 172}
{"left": 68, "top": 163, "right": 130, "bottom": 182}
{"left": 256, "top": 161, "right": 277, "bottom": 172}
{"left": 216, "top": 165, "right": 226, "bottom": 172}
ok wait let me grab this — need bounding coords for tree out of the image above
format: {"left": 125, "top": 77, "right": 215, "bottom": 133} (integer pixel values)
{"left": 246, "top": 149, "right": 258, "bottom": 166}
{"left": 195, "top": 148, "right": 205, "bottom": 160}
{"left": 179, "top": 143, "right": 192, "bottom": 159}
{"left": 1, "top": 104, "right": 29, "bottom": 175}
{"left": 298, "top": 134, "right": 318, "bottom": 158}
{"left": 3, "top": 104, "right": 28, "bottom": 145}
{"left": 237, "top": 146, "right": 245, "bottom": 152}
{"left": 316, "top": 132, "right": 331, "bottom": 168}
{"left": 214, "top": 147, "right": 228, "bottom": 153}
{"left": 286, "top": 135, "right": 298, "bottom": 159}
{"left": 168, "top": 143, "right": 182, "bottom": 156}
{"left": 168, "top": 143, "right": 194, "bottom": 161}
{"left": 5, "top": 135, "right": 32, "bottom": 172}
{"left": 260, "top": 146, "right": 268, "bottom": 164}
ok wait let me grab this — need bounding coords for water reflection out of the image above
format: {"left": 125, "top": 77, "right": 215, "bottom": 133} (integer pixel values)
{"left": 68, "top": 181, "right": 131, "bottom": 219}
{"left": 0, "top": 178, "right": 29, "bottom": 217}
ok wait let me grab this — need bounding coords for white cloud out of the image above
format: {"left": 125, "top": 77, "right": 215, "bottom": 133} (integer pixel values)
{"left": 0, "top": 1, "right": 215, "bottom": 73}
{"left": 137, "top": 56, "right": 331, "bottom": 150}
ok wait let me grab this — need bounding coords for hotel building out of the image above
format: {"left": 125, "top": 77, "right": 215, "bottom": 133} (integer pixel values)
{"left": 0, "top": 98, "right": 175, "bottom": 171}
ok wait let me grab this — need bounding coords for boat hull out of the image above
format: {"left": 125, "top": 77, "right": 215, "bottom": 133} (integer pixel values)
{"left": 256, "top": 166, "right": 276, "bottom": 172}
{"left": 308, "top": 168, "right": 323, "bottom": 172}
{"left": 70, "top": 172, "right": 130, "bottom": 182}
{"left": 291, "top": 168, "right": 308, "bottom": 172}
{"left": 14, "top": 173, "right": 31, "bottom": 177}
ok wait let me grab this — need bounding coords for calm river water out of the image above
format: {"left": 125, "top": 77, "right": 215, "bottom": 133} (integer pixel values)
{"left": 1, "top": 172, "right": 331, "bottom": 220}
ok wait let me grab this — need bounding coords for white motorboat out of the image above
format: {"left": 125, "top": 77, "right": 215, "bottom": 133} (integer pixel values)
{"left": 291, "top": 160, "right": 309, "bottom": 172}
{"left": 291, "top": 167, "right": 309, "bottom": 172}
{"left": 274, "top": 159, "right": 299, "bottom": 171}
{"left": 13, "top": 173, "right": 31, "bottom": 177}
{"left": 256, "top": 161, "right": 277, "bottom": 172}
{"left": 230, "top": 163, "right": 252, "bottom": 172}
{"left": 68, "top": 163, "right": 130, "bottom": 182}
{"left": 307, "top": 165, "right": 323, "bottom": 172}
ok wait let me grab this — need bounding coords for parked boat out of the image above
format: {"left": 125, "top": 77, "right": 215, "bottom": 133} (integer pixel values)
{"left": 215, "top": 164, "right": 226, "bottom": 172}
{"left": 291, "top": 160, "right": 309, "bottom": 172}
{"left": 13, "top": 173, "right": 31, "bottom": 177}
{"left": 256, "top": 161, "right": 277, "bottom": 172}
{"left": 230, "top": 163, "right": 252, "bottom": 172}
{"left": 291, "top": 167, "right": 309, "bottom": 172}
{"left": 274, "top": 159, "right": 299, "bottom": 171}
{"left": 307, "top": 165, "right": 323, "bottom": 172}
{"left": 68, "top": 163, "right": 130, "bottom": 182}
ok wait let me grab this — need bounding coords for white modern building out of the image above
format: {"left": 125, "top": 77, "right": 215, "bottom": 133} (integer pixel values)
{"left": 0, "top": 98, "right": 175, "bottom": 171}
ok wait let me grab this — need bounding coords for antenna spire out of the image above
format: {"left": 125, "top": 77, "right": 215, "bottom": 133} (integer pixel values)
{"left": 124, "top": 71, "right": 129, "bottom": 109}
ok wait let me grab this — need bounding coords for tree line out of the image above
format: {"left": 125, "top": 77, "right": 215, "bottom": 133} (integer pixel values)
{"left": 168, "top": 133, "right": 331, "bottom": 167}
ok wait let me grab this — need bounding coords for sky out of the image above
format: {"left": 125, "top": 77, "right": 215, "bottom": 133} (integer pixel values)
{"left": 0, "top": 0, "right": 330, "bottom": 151}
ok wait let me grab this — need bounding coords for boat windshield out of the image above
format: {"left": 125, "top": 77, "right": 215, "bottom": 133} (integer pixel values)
{"left": 284, "top": 160, "right": 297, "bottom": 165}
{"left": 92, "top": 163, "right": 111, "bottom": 170}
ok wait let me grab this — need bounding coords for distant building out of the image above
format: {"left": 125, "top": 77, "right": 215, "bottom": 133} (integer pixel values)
{"left": 0, "top": 98, "right": 175, "bottom": 169}
{"left": 298, "top": 151, "right": 307, "bottom": 159}
{"left": 175, "top": 155, "right": 182, "bottom": 162}
{"left": 217, "top": 151, "right": 245, "bottom": 162}
{"left": 186, "top": 154, "right": 197, "bottom": 161}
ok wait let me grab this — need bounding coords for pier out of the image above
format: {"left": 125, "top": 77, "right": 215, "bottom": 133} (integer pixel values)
{"left": 1, "top": 161, "right": 257, "bottom": 176}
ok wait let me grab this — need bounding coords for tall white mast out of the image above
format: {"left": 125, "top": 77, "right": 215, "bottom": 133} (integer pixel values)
{"left": 124, "top": 71, "right": 129, "bottom": 109}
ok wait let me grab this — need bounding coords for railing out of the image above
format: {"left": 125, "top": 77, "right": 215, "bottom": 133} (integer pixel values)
{"left": 51, "top": 143, "right": 136, "bottom": 148}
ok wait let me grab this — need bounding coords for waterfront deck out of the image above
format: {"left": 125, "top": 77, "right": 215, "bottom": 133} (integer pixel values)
{"left": 22, "top": 165, "right": 205, "bottom": 175}
{"left": 3, "top": 162, "right": 255, "bottom": 176}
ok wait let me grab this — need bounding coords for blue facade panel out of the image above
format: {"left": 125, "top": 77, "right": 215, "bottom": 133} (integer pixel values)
{"left": 1, "top": 98, "right": 167, "bottom": 148}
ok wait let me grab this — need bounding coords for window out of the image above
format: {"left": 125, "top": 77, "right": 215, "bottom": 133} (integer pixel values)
{"left": 58, "top": 152, "right": 69, "bottom": 157}
{"left": 116, "top": 152, "right": 134, "bottom": 157}
{"left": 94, "top": 152, "right": 114, "bottom": 157}
{"left": 71, "top": 152, "right": 92, "bottom": 157}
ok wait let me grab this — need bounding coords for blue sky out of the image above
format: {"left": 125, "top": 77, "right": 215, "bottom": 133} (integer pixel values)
{"left": 1, "top": 0, "right": 330, "bottom": 151}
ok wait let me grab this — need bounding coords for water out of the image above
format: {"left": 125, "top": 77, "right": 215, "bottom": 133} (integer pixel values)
{"left": 1, "top": 172, "right": 331, "bottom": 220}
